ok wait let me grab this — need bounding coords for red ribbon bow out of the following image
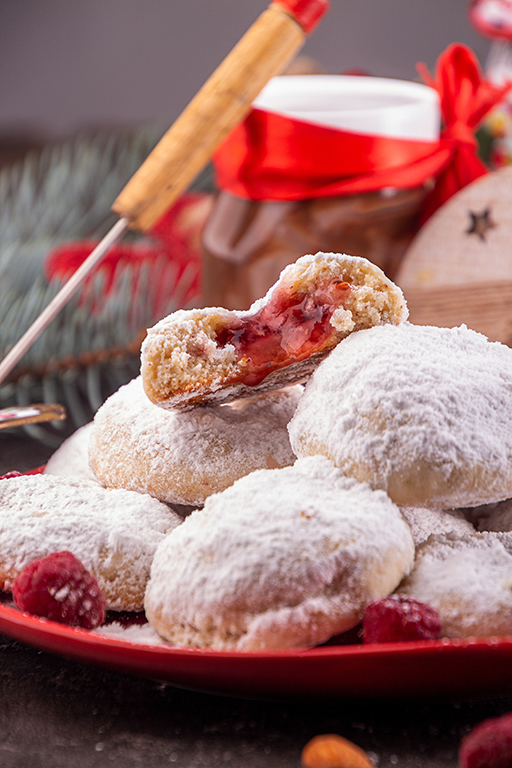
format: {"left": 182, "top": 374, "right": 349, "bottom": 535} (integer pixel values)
{"left": 417, "top": 43, "right": 512, "bottom": 218}
{"left": 213, "top": 44, "right": 512, "bottom": 219}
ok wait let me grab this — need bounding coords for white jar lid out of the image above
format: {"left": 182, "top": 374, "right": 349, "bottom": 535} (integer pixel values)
{"left": 252, "top": 74, "right": 440, "bottom": 142}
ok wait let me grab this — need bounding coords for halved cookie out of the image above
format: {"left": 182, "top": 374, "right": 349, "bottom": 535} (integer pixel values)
{"left": 141, "top": 252, "right": 408, "bottom": 409}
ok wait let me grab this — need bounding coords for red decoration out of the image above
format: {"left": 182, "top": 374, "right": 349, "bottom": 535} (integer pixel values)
{"left": 270, "top": 0, "right": 330, "bottom": 33}
{"left": 213, "top": 44, "right": 512, "bottom": 220}
{"left": 417, "top": 43, "right": 512, "bottom": 219}
{"left": 44, "top": 192, "right": 208, "bottom": 313}
{"left": 469, "top": 0, "right": 512, "bottom": 40}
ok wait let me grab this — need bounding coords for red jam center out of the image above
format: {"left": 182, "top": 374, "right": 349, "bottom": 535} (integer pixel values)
{"left": 216, "top": 280, "right": 351, "bottom": 386}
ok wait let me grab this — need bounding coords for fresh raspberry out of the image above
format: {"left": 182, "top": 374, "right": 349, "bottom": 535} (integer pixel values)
{"left": 362, "top": 594, "right": 441, "bottom": 643}
{"left": 0, "top": 471, "right": 22, "bottom": 480}
{"left": 459, "top": 713, "right": 512, "bottom": 768}
{"left": 12, "top": 551, "right": 106, "bottom": 629}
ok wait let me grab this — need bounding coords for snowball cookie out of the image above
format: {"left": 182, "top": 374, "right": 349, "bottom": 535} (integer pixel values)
{"left": 398, "top": 532, "right": 512, "bottom": 638}
{"left": 89, "top": 376, "right": 302, "bottom": 506}
{"left": 288, "top": 323, "right": 512, "bottom": 509}
{"left": 144, "top": 456, "right": 415, "bottom": 650}
{"left": 0, "top": 473, "right": 181, "bottom": 611}
{"left": 141, "top": 252, "right": 408, "bottom": 409}
{"left": 44, "top": 423, "right": 98, "bottom": 484}
{"left": 400, "top": 507, "right": 474, "bottom": 547}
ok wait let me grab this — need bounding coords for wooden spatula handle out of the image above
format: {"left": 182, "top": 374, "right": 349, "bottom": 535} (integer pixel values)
{"left": 113, "top": 0, "right": 327, "bottom": 232}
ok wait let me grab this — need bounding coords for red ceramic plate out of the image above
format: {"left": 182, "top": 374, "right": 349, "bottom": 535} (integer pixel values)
{"left": 0, "top": 601, "right": 512, "bottom": 699}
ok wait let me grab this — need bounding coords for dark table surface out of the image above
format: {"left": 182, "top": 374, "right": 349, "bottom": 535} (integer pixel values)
{"left": 1, "top": 429, "right": 512, "bottom": 768}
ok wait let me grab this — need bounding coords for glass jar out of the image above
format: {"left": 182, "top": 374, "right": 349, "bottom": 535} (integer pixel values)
{"left": 201, "top": 74, "right": 440, "bottom": 310}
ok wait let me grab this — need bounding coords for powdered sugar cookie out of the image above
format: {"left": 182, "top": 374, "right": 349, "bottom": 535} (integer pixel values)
{"left": 44, "top": 423, "right": 98, "bottom": 484}
{"left": 144, "top": 456, "right": 415, "bottom": 650}
{"left": 141, "top": 252, "right": 408, "bottom": 409}
{"left": 289, "top": 323, "right": 512, "bottom": 508}
{"left": 0, "top": 473, "right": 181, "bottom": 611}
{"left": 89, "top": 376, "right": 301, "bottom": 506}
{"left": 400, "top": 507, "right": 474, "bottom": 547}
{"left": 398, "top": 532, "right": 512, "bottom": 638}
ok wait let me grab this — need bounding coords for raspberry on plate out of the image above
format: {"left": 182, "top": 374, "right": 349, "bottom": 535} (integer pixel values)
{"left": 12, "top": 550, "right": 106, "bottom": 629}
{"left": 362, "top": 594, "right": 441, "bottom": 643}
{"left": 459, "top": 712, "right": 512, "bottom": 768}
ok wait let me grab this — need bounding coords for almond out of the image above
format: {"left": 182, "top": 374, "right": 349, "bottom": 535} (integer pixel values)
{"left": 301, "top": 733, "right": 374, "bottom": 768}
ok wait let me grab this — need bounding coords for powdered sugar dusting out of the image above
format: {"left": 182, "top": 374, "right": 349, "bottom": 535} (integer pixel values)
{"left": 90, "top": 377, "right": 302, "bottom": 505}
{"left": 0, "top": 474, "right": 181, "bottom": 611}
{"left": 144, "top": 455, "right": 414, "bottom": 650}
{"left": 289, "top": 323, "right": 512, "bottom": 508}
{"left": 401, "top": 507, "right": 474, "bottom": 546}
{"left": 93, "top": 620, "right": 166, "bottom": 646}
{"left": 398, "top": 532, "right": 512, "bottom": 637}
{"left": 44, "top": 423, "right": 98, "bottom": 484}
{"left": 244, "top": 251, "right": 408, "bottom": 319}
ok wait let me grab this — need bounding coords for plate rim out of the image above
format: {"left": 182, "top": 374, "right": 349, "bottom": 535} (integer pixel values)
{"left": 1, "top": 599, "right": 512, "bottom": 659}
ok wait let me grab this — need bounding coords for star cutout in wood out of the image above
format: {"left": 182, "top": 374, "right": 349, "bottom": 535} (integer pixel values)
{"left": 466, "top": 207, "right": 496, "bottom": 241}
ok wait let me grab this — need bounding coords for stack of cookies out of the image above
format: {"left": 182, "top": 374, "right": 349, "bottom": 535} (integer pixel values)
{"left": 4, "top": 251, "right": 511, "bottom": 649}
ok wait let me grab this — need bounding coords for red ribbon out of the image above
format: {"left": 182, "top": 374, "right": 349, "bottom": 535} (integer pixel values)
{"left": 213, "top": 44, "right": 511, "bottom": 219}
{"left": 417, "top": 43, "right": 512, "bottom": 218}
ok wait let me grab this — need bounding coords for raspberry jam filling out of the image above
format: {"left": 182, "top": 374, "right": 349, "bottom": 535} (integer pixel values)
{"left": 216, "top": 279, "right": 351, "bottom": 386}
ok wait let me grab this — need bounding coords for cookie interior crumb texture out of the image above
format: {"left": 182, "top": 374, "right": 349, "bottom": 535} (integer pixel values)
{"left": 141, "top": 252, "right": 408, "bottom": 409}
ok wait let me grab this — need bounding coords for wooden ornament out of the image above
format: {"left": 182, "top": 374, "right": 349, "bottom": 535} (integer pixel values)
{"left": 396, "top": 167, "right": 512, "bottom": 344}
